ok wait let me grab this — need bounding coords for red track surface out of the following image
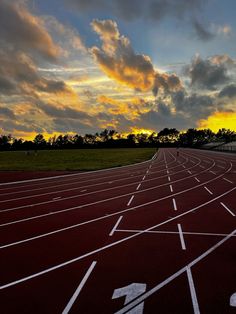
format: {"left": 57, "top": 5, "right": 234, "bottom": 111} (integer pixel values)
{"left": 0, "top": 148, "right": 236, "bottom": 314}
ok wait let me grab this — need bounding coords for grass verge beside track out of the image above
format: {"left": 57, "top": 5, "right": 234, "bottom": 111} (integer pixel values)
{"left": 0, "top": 148, "right": 156, "bottom": 171}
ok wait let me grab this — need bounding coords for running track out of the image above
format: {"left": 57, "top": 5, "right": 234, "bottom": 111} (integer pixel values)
{"left": 0, "top": 148, "right": 236, "bottom": 314}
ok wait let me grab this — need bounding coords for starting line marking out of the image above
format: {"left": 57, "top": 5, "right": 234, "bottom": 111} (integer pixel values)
{"left": 109, "top": 216, "right": 123, "bottom": 236}
{"left": 177, "top": 224, "right": 186, "bottom": 250}
{"left": 204, "top": 186, "right": 213, "bottom": 195}
{"left": 62, "top": 261, "right": 97, "bottom": 314}
{"left": 220, "top": 202, "right": 235, "bottom": 217}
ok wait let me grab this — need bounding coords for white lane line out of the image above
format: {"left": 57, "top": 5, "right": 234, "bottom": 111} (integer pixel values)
{"left": 188, "top": 170, "right": 192, "bottom": 174}
{"left": 109, "top": 216, "right": 123, "bottom": 236}
{"left": 146, "top": 170, "right": 149, "bottom": 174}
{"left": 116, "top": 229, "right": 236, "bottom": 238}
{"left": 170, "top": 185, "right": 173, "bottom": 193}
{"left": 186, "top": 267, "right": 200, "bottom": 314}
{"left": 223, "top": 177, "right": 233, "bottom": 184}
{"left": 168, "top": 176, "right": 171, "bottom": 182}
{"left": 194, "top": 177, "right": 200, "bottom": 183}
{"left": 190, "top": 160, "right": 195, "bottom": 164}
{"left": 204, "top": 186, "right": 213, "bottom": 195}
{"left": 172, "top": 198, "right": 177, "bottom": 211}
{"left": 220, "top": 202, "right": 235, "bottom": 217}
{"left": 210, "top": 171, "right": 216, "bottom": 175}
{"left": 1, "top": 194, "right": 236, "bottom": 289}
{"left": 108, "top": 182, "right": 113, "bottom": 184}
{"left": 62, "top": 261, "right": 97, "bottom": 314}
{"left": 166, "top": 169, "right": 169, "bottom": 174}
{"left": 136, "top": 183, "right": 141, "bottom": 191}
{"left": 127, "top": 195, "right": 134, "bottom": 206}
{"left": 142, "top": 175, "right": 146, "bottom": 181}
{"left": 182, "top": 165, "right": 186, "bottom": 169}
{"left": 177, "top": 224, "right": 186, "bottom": 250}
{"left": 53, "top": 197, "right": 61, "bottom": 200}
{"left": 80, "top": 190, "right": 87, "bottom": 193}
{"left": 199, "top": 165, "right": 205, "bottom": 169}
{"left": 114, "top": 229, "right": 236, "bottom": 314}
{"left": 217, "top": 165, "right": 225, "bottom": 169}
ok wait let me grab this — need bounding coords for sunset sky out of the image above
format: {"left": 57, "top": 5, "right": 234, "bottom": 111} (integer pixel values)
{"left": 0, "top": 0, "right": 236, "bottom": 139}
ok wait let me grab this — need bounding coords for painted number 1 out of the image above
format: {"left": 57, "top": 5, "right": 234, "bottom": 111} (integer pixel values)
{"left": 112, "top": 283, "right": 147, "bottom": 313}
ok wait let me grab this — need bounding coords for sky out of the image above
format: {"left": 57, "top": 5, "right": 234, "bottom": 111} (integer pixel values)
{"left": 0, "top": 0, "right": 236, "bottom": 139}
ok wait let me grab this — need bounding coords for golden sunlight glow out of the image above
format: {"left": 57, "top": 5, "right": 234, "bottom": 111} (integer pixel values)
{"left": 130, "top": 127, "right": 156, "bottom": 135}
{"left": 198, "top": 112, "right": 236, "bottom": 132}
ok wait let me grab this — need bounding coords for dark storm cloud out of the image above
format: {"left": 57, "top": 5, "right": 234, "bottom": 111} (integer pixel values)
{"left": 184, "top": 55, "right": 230, "bottom": 90}
{"left": 219, "top": 84, "right": 236, "bottom": 98}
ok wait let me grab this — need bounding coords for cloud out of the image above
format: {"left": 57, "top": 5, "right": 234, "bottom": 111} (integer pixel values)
{"left": 91, "top": 19, "right": 182, "bottom": 95}
{"left": 68, "top": 0, "right": 213, "bottom": 41}
{"left": 184, "top": 55, "right": 231, "bottom": 90}
{"left": 219, "top": 84, "right": 236, "bottom": 98}
{"left": 172, "top": 90, "right": 215, "bottom": 120}
{"left": 193, "top": 20, "right": 214, "bottom": 41}
{"left": 0, "top": 107, "right": 16, "bottom": 119}
{"left": 0, "top": 0, "right": 60, "bottom": 62}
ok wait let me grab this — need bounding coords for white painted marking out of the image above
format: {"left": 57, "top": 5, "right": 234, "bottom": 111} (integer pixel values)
{"left": 182, "top": 165, "right": 186, "bottom": 169}
{"left": 114, "top": 229, "right": 236, "bottom": 314}
{"left": 142, "top": 175, "right": 146, "bottom": 181}
{"left": 52, "top": 197, "right": 61, "bottom": 200}
{"left": 186, "top": 267, "right": 200, "bottom": 314}
{"left": 1, "top": 198, "right": 236, "bottom": 290}
{"left": 168, "top": 176, "right": 171, "bottom": 182}
{"left": 109, "top": 216, "right": 123, "bottom": 236}
{"left": 80, "top": 190, "right": 87, "bottom": 193}
{"left": 195, "top": 177, "right": 200, "bottom": 183}
{"left": 223, "top": 177, "right": 233, "bottom": 184}
{"left": 146, "top": 170, "right": 149, "bottom": 174}
{"left": 217, "top": 165, "right": 225, "bottom": 169}
{"left": 172, "top": 198, "right": 177, "bottom": 211}
{"left": 166, "top": 169, "right": 169, "bottom": 174}
{"left": 170, "top": 185, "right": 173, "bottom": 193}
{"left": 62, "top": 261, "right": 96, "bottom": 314}
{"left": 116, "top": 229, "right": 236, "bottom": 238}
{"left": 188, "top": 170, "right": 192, "bottom": 174}
{"left": 210, "top": 171, "right": 216, "bottom": 175}
{"left": 177, "top": 224, "right": 186, "bottom": 250}
{"left": 108, "top": 182, "right": 113, "bottom": 184}
{"left": 220, "top": 202, "right": 235, "bottom": 217}
{"left": 127, "top": 195, "right": 134, "bottom": 206}
{"left": 112, "top": 283, "right": 146, "bottom": 314}
{"left": 136, "top": 183, "right": 141, "bottom": 191}
{"left": 230, "top": 293, "right": 236, "bottom": 307}
{"left": 204, "top": 186, "right": 213, "bottom": 195}
{"left": 199, "top": 165, "right": 205, "bottom": 169}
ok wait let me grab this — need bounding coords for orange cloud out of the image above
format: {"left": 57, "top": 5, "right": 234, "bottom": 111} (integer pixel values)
{"left": 91, "top": 19, "right": 182, "bottom": 95}
{"left": 198, "top": 111, "right": 236, "bottom": 132}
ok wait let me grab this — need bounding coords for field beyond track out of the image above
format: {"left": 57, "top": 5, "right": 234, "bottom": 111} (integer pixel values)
{"left": 0, "top": 148, "right": 156, "bottom": 171}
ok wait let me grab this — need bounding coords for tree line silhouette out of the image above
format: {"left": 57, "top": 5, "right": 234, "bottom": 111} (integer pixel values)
{"left": 0, "top": 128, "right": 236, "bottom": 151}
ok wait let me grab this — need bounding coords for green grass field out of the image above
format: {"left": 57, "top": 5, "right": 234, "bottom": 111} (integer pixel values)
{"left": 0, "top": 148, "right": 156, "bottom": 171}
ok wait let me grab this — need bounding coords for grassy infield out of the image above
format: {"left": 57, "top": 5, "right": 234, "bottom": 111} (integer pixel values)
{"left": 0, "top": 148, "right": 156, "bottom": 171}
